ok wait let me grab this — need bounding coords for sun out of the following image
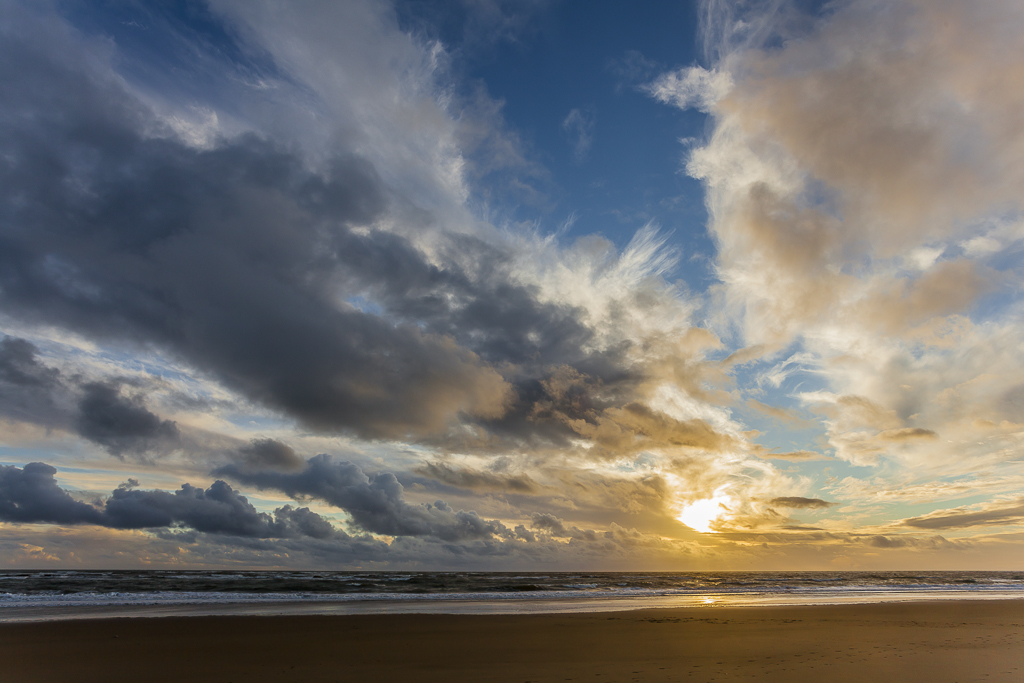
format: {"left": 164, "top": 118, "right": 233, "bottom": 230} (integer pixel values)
{"left": 676, "top": 490, "right": 733, "bottom": 533}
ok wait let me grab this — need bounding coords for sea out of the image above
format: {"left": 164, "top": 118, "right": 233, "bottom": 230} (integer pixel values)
{"left": 2, "top": 570, "right": 1023, "bottom": 622}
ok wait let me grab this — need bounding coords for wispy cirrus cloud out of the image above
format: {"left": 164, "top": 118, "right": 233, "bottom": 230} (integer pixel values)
{"left": 562, "top": 107, "right": 595, "bottom": 162}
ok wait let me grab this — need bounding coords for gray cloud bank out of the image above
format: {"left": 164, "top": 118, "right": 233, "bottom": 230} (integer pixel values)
{"left": 0, "top": 462, "right": 338, "bottom": 539}
{"left": 0, "top": 457, "right": 518, "bottom": 545}
{"left": 0, "top": 460, "right": 709, "bottom": 569}
{"left": 217, "top": 455, "right": 514, "bottom": 541}
{"left": 0, "top": 456, "right": 545, "bottom": 548}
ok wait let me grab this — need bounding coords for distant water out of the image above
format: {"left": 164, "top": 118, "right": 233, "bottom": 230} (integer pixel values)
{"left": 3, "top": 571, "right": 1023, "bottom": 621}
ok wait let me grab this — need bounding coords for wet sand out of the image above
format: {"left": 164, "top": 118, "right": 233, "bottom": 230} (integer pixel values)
{"left": 2, "top": 600, "right": 1023, "bottom": 682}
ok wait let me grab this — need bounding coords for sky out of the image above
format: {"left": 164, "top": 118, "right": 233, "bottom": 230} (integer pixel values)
{"left": 1, "top": 0, "right": 1023, "bottom": 571}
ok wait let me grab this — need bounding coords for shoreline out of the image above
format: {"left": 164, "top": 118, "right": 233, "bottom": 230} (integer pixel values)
{"left": 2, "top": 589, "right": 1024, "bottom": 623}
{"left": 3, "top": 600, "right": 1024, "bottom": 682}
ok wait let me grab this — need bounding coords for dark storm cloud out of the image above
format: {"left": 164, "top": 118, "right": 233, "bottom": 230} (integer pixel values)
{"left": 0, "top": 6, "right": 655, "bottom": 447}
{"left": 0, "top": 7, "right": 499, "bottom": 438}
{"left": 216, "top": 455, "right": 512, "bottom": 540}
{"left": 0, "top": 462, "right": 105, "bottom": 525}
{"left": 272, "top": 504, "right": 337, "bottom": 539}
{"left": 104, "top": 480, "right": 281, "bottom": 536}
{"left": 768, "top": 497, "right": 835, "bottom": 510}
{"left": 76, "top": 382, "right": 180, "bottom": 456}
{"left": 0, "top": 337, "right": 58, "bottom": 389}
{"left": 0, "top": 462, "right": 339, "bottom": 538}
{"left": 902, "top": 500, "right": 1024, "bottom": 530}
{"left": 0, "top": 336, "right": 67, "bottom": 428}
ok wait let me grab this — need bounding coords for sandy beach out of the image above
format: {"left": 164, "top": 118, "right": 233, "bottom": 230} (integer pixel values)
{"left": 2, "top": 600, "right": 1022, "bottom": 682}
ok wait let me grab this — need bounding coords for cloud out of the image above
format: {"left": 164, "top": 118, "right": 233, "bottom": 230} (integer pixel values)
{"left": 902, "top": 499, "right": 1024, "bottom": 530}
{"left": 0, "top": 336, "right": 253, "bottom": 462}
{"left": 0, "top": 336, "right": 68, "bottom": 430}
{"left": 866, "top": 534, "right": 962, "bottom": 550}
{"left": 0, "top": 462, "right": 340, "bottom": 538}
{"left": 103, "top": 481, "right": 333, "bottom": 538}
{"left": 0, "top": 337, "right": 184, "bottom": 457}
{"left": 525, "top": 365, "right": 739, "bottom": 459}
{"left": 699, "top": 2, "right": 1024, "bottom": 253}
{"left": 660, "top": 0, "right": 1024, "bottom": 518}
{"left": 0, "top": 462, "right": 104, "bottom": 526}
{"left": 746, "top": 398, "right": 810, "bottom": 426}
{"left": 0, "top": 5, "right": 722, "bottom": 462}
{"left": 828, "top": 474, "right": 1024, "bottom": 505}
{"left": 236, "top": 438, "right": 305, "bottom": 471}
{"left": 562, "top": 108, "right": 595, "bottom": 162}
{"left": 75, "top": 382, "right": 180, "bottom": 456}
{"left": 415, "top": 461, "right": 539, "bottom": 493}
{"left": 0, "top": 337, "right": 58, "bottom": 390}
{"left": 0, "top": 460, "right": 1000, "bottom": 569}
{"left": 0, "top": 6, "right": 528, "bottom": 440}
{"left": 760, "top": 450, "right": 826, "bottom": 461}
{"left": 876, "top": 427, "right": 938, "bottom": 442}
{"left": 651, "top": 0, "right": 1024, "bottom": 488}
{"left": 2, "top": 5, "right": 770, "bottom": 566}
{"left": 217, "top": 455, "right": 514, "bottom": 541}
{"left": 0, "top": 460, "right": 708, "bottom": 569}
{"left": 17, "top": 0, "right": 1024, "bottom": 568}
{"left": 607, "top": 50, "right": 660, "bottom": 93}
{"left": 645, "top": 65, "right": 732, "bottom": 113}
{"left": 720, "top": 344, "right": 774, "bottom": 367}
{"left": 451, "top": 83, "right": 551, "bottom": 208}
{"left": 530, "top": 512, "right": 568, "bottom": 536}
{"left": 767, "top": 497, "right": 834, "bottom": 510}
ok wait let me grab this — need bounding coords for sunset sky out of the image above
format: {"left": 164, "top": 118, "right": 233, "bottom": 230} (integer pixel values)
{"left": 2, "top": 0, "right": 1023, "bottom": 570}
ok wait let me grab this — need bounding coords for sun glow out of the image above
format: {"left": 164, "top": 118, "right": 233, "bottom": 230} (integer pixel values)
{"left": 676, "top": 489, "right": 733, "bottom": 533}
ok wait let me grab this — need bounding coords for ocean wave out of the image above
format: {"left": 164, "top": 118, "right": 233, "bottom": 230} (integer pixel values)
{"left": 3, "top": 571, "right": 1024, "bottom": 607}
